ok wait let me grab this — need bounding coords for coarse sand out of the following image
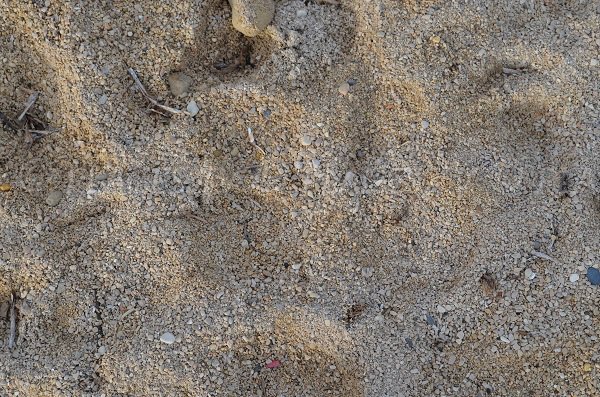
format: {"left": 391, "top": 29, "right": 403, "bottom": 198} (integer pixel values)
{"left": 1, "top": 0, "right": 599, "bottom": 396}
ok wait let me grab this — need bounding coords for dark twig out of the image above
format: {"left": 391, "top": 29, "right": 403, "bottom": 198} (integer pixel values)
{"left": 127, "top": 68, "right": 189, "bottom": 116}
{"left": 8, "top": 292, "right": 16, "bottom": 350}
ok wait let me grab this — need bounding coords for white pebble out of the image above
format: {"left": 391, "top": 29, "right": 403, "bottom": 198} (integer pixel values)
{"left": 569, "top": 273, "right": 579, "bottom": 283}
{"left": 524, "top": 268, "right": 536, "bottom": 280}
{"left": 160, "top": 332, "right": 176, "bottom": 344}
{"left": 296, "top": 9, "right": 307, "bottom": 17}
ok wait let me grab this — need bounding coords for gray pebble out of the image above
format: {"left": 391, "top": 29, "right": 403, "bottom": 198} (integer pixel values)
{"left": 46, "top": 191, "right": 63, "bottom": 207}
{"left": 300, "top": 134, "right": 312, "bottom": 146}
{"left": 187, "top": 100, "right": 200, "bottom": 116}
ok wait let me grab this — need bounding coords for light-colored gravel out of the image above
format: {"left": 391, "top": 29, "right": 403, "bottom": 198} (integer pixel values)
{"left": 0, "top": 0, "right": 599, "bottom": 396}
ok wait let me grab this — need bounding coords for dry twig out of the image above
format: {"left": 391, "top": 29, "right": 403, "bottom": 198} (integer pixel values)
{"left": 127, "top": 68, "right": 189, "bottom": 116}
{"left": 17, "top": 92, "right": 39, "bottom": 121}
{"left": 247, "top": 127, "right": 266, "bottom": 155}
{"left": 8, "top": 292, "right": 16, "bottom": 350}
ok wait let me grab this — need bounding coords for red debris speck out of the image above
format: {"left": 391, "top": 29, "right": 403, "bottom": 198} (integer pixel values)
{"left": 266, "top": 360, "right": 281, "bottom": 369}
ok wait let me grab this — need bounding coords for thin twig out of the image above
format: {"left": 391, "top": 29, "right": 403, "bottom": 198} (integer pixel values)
{"left": 127, "top": 68, "right": 189, "bottom": 116}
{"left": 531, "top": 250, "right": 556, "bottom": 263}
{"left": 247, "top": 127, "right": 265, "bottom": 155}
{"left": 8, "top": 292, "right": 16, "bottom": 350}
{"left": 17, "top": 92, "right": 39, "bottom": 121}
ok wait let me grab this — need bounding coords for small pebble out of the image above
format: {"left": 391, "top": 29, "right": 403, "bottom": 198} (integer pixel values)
{"left": 160, "top": 332, "right": 176, "bottom": 344}
{"left": 168, "top": 72, "right": 192, "bottom": 96}
{"left": 187, "top": 100, "right": 200, "bottom": 116}
{"left": 569, "top": 273, "right": 579, "bottom": 283}
{"left": 46, "top": 191, "right": 63, "bottom": 207}
{"left": 300, "top": 134, "right": 312, "bottom": 146}
{"left": 296, "top": 9, "right": 307, "bottom": 17}
{"left": 586, "top": 267, "right": 600, "bottom": 285}
{"left": 338, "top": 82, "right": 350, "bottom": 95}
{"left": 524, "top": 268, "right": 536, "bottom": 280}
{"left": 98, "top": 94, "right": 108, "bottom": 105}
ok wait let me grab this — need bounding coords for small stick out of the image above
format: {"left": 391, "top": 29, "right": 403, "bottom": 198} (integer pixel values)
{"left": 531, "top": 250, "right": 556, "bottom": 263}
{"left": 127, "top": 68, "right": 189, "bottom": 116}
{"left": 246, "top": 127, "right": 265, "bottom": 155}
{"left": 8, "top": 292, "right": 16, "bottom": 350}
{"left": 17, "top": 92, "right": 39, "bottom": 121}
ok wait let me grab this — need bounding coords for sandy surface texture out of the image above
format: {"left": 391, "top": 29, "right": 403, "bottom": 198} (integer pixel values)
{"left": 1, "top": 0, "right": 599, "bottom": 396}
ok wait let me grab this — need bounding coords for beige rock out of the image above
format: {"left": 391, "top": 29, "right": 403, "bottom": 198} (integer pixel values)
{"left": 229, "top": 0, "right": 275, "bottom": 37}
{"left": 168, "top": 72, "right": 193, "bottom": 96}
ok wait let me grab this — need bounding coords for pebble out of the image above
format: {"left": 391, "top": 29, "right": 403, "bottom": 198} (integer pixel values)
{"left": 524, "top": 268, "right": 536, "bottom": 280}
{"left": 569, "top": 273, "right": 579, "bottom": 283}
{"left": 98, "top": 94, "right": 108, "bottom": 105}
{"left": 586, "top": 267, "right": 600, "bottom": 285}
{"left": 300, "top": 134, "right": 312, "bottom": 146}
{"left": 168, "top": 72, "right": 193, "bottom": 96}
{"left": 160, "top": 332, "right": 176, "bottom": 344}
{"left": 294, "top": 161, "right": 304, "bottom": 170}
{"left": 296, "top": 9, "right": 307, "bottom": 17}
{"left": 46, "top": 191, "right": 63, "bottom": 207}
{"left": 230, "top": 0, "right": 275, "bottom": 37}
{"left": 187, "top": 100, "right": 200, "bottom": 116}
{"left": 338, "top": 82, "right": 350, "bottom": 95}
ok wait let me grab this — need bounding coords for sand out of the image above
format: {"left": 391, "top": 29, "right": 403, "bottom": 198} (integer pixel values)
{"left": 0, "top": 0, "right": 599, "bottom": 395}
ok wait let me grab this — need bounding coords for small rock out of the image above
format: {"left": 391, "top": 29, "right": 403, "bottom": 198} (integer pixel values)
{"left": 338, "top": 82, "right": 350, "bottom": 95}
{"left": 0, "top": 302, "right": 8, "bottom": 318}
{"left": 426, "top": 314, "right": 437, "bottom": 326}
{"left": 230, "top": 0, "right": 275, "bottom": 37}
{"left": 98, "top": 94, "right": 108, "bottom": 105}
{"left": 46, "top": 191, "right": 63, "bottom": 207}
{"left": 361, "top": 267, "right": 373, "bottom": 278}
{"left": 291, "top": 263, "right": 301, "bottom": 270}
{"left": 187, "top": 100, "right": 200, "bottom": 116}
{"left": 98, "top": 346, "right": 107, "bottom": 355}
{"left": 168, "top": 72, "right": 193, "bottom": 96}
{"left": 160, "top": 332, "right": 176, "bottom": 344}
{"left": 95, "top": 173, "right": 108, "bottom": 181}
{"left": 300, "top": 134, "right": 312, "bottom": 146}
{"left": 524, "top": 268, "right": 536, "bottom": 280}
{"left": 296, "top": 9, "right": 307, "bottom": 17}
{"left": 569, "top": 273, "right": 579, "bottom": 283}
{"left": 421, "top": 120, "right": 430, "bottom": 129}
{"left": 294, "top": 161, "right": 304, "bottom": 170}
{"left": 586, "top": 267, "right": 600, "bottom": 285}
{"left": 307, "top": 291, "right": 319, "bottom": 299}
